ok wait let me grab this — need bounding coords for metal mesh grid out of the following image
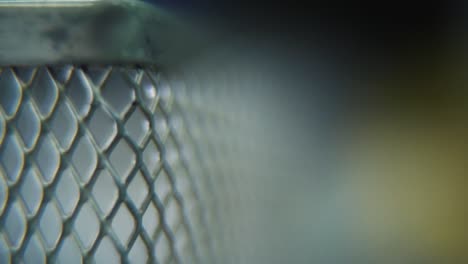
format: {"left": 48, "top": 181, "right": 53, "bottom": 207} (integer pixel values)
{"left": 0, "top": 65, "right": 241, "bottom": 263}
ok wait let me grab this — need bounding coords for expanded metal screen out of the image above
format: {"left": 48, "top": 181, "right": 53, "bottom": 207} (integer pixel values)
{"left": 0, "top": 0, "right": 270, "bottom": 262}
{"left": 0, "top": 65, "right": 258, "bottom": 263}
{"left": 3, "top": 1, "right": 467, "bottom": 263}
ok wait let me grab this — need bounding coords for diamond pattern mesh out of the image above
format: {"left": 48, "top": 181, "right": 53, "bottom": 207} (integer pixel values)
{"left": 0, "top": 65, "right": 251, "bottom": 263}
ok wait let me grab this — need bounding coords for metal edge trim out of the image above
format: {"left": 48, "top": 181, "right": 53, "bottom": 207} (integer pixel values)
{"left": 0, "top": 0, "right": 206, "bottom": 66}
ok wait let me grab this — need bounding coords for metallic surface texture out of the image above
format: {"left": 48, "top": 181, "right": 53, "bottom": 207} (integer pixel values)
{"left": 0, "top": 1, "right": 249, "bottom": 262}
{"left": 0, "top": 65, "right": 260, "bottom": 263}
{"left": 0, "top": 1, "right": 261, "bottom": 263}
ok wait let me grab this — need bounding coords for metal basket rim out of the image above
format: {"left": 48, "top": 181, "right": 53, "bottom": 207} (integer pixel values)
{"left": 0, "top": 0, "right": 207, "bottom": 66}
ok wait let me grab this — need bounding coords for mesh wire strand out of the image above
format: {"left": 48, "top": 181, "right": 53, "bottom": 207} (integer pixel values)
{"left": 0, "top": 65, "right": 253, "bottom": 263}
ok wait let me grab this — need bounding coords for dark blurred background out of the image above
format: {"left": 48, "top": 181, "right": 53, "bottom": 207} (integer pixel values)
{"left": 143, "top": 1, "right": 468, "bottom": 263}
{"left": 145, "top": 1, "right": 464, "bottom": 54}
{"left": 146, "top": 0, "right": 468, "bottom": 112}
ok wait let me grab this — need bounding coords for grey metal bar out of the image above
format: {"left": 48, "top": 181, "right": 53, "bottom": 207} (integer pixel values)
{"left": 0, "top": 0, "right": 206, "bottom": 66}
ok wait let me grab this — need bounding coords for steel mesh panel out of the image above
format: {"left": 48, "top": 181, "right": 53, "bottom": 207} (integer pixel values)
{"left": 0, "top": 65, "right": 246, "bottom": 263}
